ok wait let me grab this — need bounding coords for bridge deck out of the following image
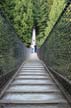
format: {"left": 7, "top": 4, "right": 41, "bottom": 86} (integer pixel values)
{"left": 0, "top": 53, "right": 70, "bottom": 108}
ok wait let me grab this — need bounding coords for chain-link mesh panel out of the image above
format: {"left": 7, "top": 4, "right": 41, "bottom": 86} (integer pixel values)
{"left": 0, "top": 10, "right": 28, "bottom": 77}
{"left": 38, "top": 2, "right": 71, "bottom": 80}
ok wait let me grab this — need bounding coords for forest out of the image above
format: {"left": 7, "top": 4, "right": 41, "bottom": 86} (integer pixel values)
{"left": 0, "top": 0, "right": 67, "bottom": 46}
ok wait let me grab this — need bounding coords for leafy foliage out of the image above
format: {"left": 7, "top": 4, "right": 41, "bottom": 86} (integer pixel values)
{"left": 1, "top": 0, "right": 33, "bottom": 46}
{"left": 40, "top": 0, "right": 67, "bottom": 46}
{"left": 32, "top": 0, "right": 49, "bottom": 45}
{"left": 1, "top": 0, "right": 66, "bottom": 46}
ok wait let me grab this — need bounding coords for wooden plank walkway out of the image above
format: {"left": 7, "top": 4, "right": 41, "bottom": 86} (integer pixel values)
{"left": 0, "top": 53, "right": 70, "bottom": 108}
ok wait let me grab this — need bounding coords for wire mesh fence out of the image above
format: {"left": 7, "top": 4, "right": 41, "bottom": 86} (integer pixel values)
{"left": 38, "top": 1, "right": 71, "bottom": 81}
{"left": 0, "top": 10, "right": 28, "bottom": 77}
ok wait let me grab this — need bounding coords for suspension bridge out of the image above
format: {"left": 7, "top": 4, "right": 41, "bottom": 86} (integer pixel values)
{"left": 0, "top": 1, "right": 71, "bottom": 108}
{"left": 0, "top": 28, "right": 71, "bottom": 108}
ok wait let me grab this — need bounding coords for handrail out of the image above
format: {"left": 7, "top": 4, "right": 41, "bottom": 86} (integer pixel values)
{"left": 0, "top": 9, "right": 29, "bottom": 90}
{"left": 38, "top": 1, "right": 71, "bottom": 97}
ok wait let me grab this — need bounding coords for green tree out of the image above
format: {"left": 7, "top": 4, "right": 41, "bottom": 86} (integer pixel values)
{"left": 2, "top": 0, "right": 33, "bottom": 46}
{"left": 32, "top": 0, "right": 49, "bottom": 45}
{"left": 0, "top": 0, "right": 67, "bottom": 46}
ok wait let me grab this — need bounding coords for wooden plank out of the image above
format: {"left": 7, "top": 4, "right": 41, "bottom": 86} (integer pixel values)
{"left": 11, "top": 83, "right": 55, "bottom": 86}
{"left": 0, "top": 99, "right": 67, "bottom": 104}
{"left": 0, "top": 62, "right": 26, "bottom": 99}
{"left": 6, "top": 90, "right": 60, "bottom": 94}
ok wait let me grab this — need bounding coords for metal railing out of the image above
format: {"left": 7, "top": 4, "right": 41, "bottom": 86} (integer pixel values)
{"left": 0, "top": 9, "right": 29, "bottom": 90}
{"left": 38, "top": 1, "right": 71, "bottom": 96}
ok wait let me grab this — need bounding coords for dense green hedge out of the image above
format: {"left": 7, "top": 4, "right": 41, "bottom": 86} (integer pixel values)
{"left": 0, "top": 11, "right": 27, "bottom": 76}
{"left": 38, "top": 3, "right": 71, "bottom": 80}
